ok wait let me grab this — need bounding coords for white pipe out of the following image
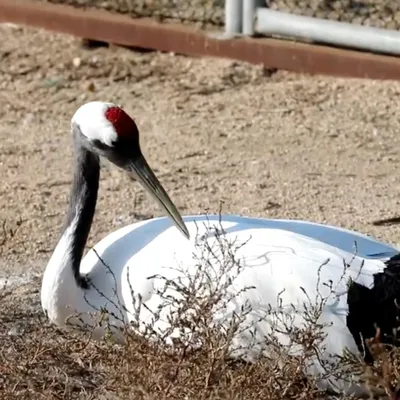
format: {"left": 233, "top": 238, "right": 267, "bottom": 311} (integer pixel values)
{"left": 243, "top": 0, "right": 265, "bottom": 36}
{"left": 225, "top": 0, "right": 243, "bottom": 35}
{"left": 256, "top": 8, "right": 400, "bottom": 56}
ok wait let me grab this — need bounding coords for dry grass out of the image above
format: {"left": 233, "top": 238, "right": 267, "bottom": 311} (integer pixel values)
{"left": 2, "top": 220, "right": 400, "bottom": 400}
{"left": 0, "top": 306, "right": 314, "bottom": 400}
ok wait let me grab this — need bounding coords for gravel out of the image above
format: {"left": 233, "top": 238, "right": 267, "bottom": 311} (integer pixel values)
{"left": 37, "top": 0, "right": 400, "bottom": 30}
{"left": 1, "top": 23, "right": 400, "bottom": 282}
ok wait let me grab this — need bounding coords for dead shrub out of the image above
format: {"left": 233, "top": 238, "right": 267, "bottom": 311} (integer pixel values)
{"left": 1, "top": 215, "right": 400, "bottom": 399}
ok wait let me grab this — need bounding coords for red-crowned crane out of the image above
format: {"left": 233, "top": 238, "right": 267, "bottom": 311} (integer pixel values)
{"left": 42, "top": 101, "right": 400, "bottom": 397}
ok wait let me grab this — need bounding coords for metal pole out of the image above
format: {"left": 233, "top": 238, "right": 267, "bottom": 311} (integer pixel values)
{"left": 225, "top": 0, "right": 243, "bottom": 36}
{"left": 243, "top": 0, "right": 265, "bottom": 36}
{"left": 256, "top": 8, "right": 400, "bottom": 56}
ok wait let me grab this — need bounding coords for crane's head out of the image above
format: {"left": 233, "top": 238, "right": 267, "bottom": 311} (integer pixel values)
{"left": 71, "top": 101, "right": 190, "bottom": 239}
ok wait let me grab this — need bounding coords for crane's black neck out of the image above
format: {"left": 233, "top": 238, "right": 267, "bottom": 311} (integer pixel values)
{"left": 62, "top": 136, "right": 100, "bottom": 289}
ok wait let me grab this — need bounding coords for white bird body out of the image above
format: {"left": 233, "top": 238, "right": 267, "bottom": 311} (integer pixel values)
{"left": 42, "top": 102, "right": 400, "bottom": 397}
{"left": 42, "top": 213, "right": 398, "bottom": 395}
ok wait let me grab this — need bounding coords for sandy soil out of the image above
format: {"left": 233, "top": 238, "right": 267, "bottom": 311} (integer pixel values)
{"left": 1, "top": 23, "right": 400, "bottom": 283}
{"left": 3, "top": 22, "right": 400, "bottom": 400}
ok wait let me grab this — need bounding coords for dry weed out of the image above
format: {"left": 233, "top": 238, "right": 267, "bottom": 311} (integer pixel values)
{"left": 1, "top": 215, "right": 400, "bottom": 399}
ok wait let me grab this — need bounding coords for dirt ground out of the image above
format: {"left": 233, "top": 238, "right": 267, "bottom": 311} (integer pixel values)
{"left": 2, "top": 23, "right": 400, "bottom": 399}
{"left": 2, "top": 23, "right": 400, "bottom": 281}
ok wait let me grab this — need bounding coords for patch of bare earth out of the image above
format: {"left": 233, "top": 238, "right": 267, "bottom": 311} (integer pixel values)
{"left": 2, "top": 24, "right": 400, "bottom": 399}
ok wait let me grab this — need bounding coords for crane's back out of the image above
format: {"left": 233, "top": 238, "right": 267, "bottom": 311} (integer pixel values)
{"left": 79, "top": 214, "right": 396, "bottom": 396}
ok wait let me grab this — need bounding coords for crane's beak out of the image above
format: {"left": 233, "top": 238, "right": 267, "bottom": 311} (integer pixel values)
{"left": 127, "top": 154, "right": 190, "bottom": 240}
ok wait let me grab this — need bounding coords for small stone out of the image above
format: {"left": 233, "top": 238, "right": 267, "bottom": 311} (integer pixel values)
{"left": 86, "top": 82, "right": 96, "bottom": 92}
{"left": 327, "top": 11, "right": 340, "bottom": 20}
{"left": 90, "top": 56, "right": 99, "bottom": 66}
{"left": 386, "top": 20, "right": 397, "bottom": 30}
{"left": 351, "top": 16, "right": 364, "bottom": 26}
{"left": 72, "top": 57, "right": 81, "bottom": 68}
{"left": 8, "top": 325, "right": 22, "bottom": 337}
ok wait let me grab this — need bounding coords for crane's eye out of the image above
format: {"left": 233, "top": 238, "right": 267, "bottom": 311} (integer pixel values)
{"left": 91, "top": 139, "right": 109, "bottom": 151}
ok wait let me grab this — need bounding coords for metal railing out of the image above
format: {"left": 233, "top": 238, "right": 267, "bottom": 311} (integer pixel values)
{"left": 226, "top": 0, "right": 400, "bottom": 56}
{"left": 35, "top": 0, "right": 400, "bottom": 56}
{"left": 267, "top": 0, "right": 400, "bottom": 30}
